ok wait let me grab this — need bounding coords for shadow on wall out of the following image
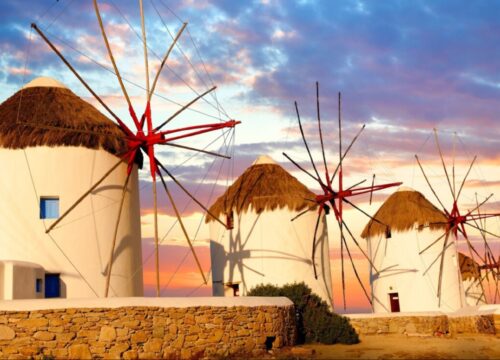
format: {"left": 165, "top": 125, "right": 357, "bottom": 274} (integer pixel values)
{"left": 211, "top": 212, "right": 331, "bottom": 304}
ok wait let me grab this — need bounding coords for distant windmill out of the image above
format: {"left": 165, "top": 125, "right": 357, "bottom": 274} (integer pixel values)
{"left": 283, "top": 82, "right": 402, "bottom": 310}
{"left": 25, "top": 0, "right": 239, "bottom": 297}
{"left": 415, "top": 129, "right": 500, "bottom": 306}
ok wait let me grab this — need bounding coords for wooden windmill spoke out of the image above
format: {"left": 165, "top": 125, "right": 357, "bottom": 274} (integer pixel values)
{"left": 457, "top": 226, "right": 486, "bottom": 263}
{"left": 340, "top": 229, "right": 346, "bottom": 310}
{"left": 149, "top": 22, "right": 188, "bottom": 102}
{"left": 139, "top": 0, "right": 150, "bottom": 96}
{"left": 294, "top": 101, "right": 324, "bottom": 186}
{"left": 341, "top": 219, "right": 380, "bottom": 274}
{"left": 290, "top": 204, "right": 318, "bottom": 222}
{"left": 316, "top": 82, "right": 328, "bottom": 178}
{"left": 419, "top": 231, "right": 448, "bottom": 255}
{"left": 436, "top": 230, "right": 451, "bottom": 307}
{"left": 45, "top": 158, "right": 124, "bottom": 233}
{"left": 347, "top": 179, "right": 367, "bottom": 191}
{"left": 433, "top": 129, "right": 455, "bottom": 200}
{"left": 332, "top": 202, "right": 347, "bottom": 310}
{"left": 282, "top": 152, "right": 322, "bottom": 183}
{"left": 341, "top": 229, "right": 373, "bottom": 307}
{"left": 422, "top": 232, "right": 454, "bottom": 276}
{"left": 456, "top": 156, "right": 477, "bottom": 201}
{"left": 311, "top": 209, "right": 323, "bottom": 279}
{"left": 452, "top": 132, "right": 457, "bottom": 198}
{"left": 31, "top": 24, "right": 132, "bottom": 135}
{"left": 155, "top": 158, "right": 228, "bottom": 228}
{"left": 461, "top": 233, "right": 487, "bottom": 305}
{"left": 105, "top": 171, "right": 132, "bottom": 297}
{"left": 152, "top": 177, "right": 160, "bottom": 297}
{"left": 162, "top": 142, "right": 230, "bottom": 159}
{"left": 465, "top": 193, "right": 494, "bottom": 217}
{"left": 93, "top": 0, "right": 140, "bottom": 129}
{"left": 464, "top": 221, "right": 500, "bottom": 239}
{"left": 414, "top": 155, "right": 448, "bottom": 213}
{"left": 157, "top": 169, "right": 207, "bottom": 284}
{"left": 342, "top": 198, "right": 386, "bottom": 227}
{"left": 330, "top": 124, "right": 366, "bottom": 184}
{"left": 155, "top": 86, "right": 217, "bottom": 131}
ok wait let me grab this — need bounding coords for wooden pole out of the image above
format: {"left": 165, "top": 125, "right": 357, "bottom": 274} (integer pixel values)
{"left": 153, "top": 179, "right": 160, "bottom": 296}
{"left": 283, "top": 152, "right": 321, "bottom": 183}
{"left": 93, "top": 0, "right": 135, "bottom": 114}
{"left": 330, "top": 124, "right": 365, "bottom": 183}
{"left": 155, "top": 86, "right": 217, "bottom": 131}
{"left": 149, "top": 22, "right": 188, "bottom": 101}
{"left": 295, "top": 101, "right": 323, "bottom": 185}
{"left": 415, "top": 155, "right": 448, "bottom": 212}
{"left": 433, "top": 128, "right": 455, "bottom": 200}
{"left": 311, "top": 209, "right": 322, "bottom": 279}
{"left": 437, "top": 231, "right": 451, "bottom": 307}
{"left": 139, "top": 0, "right": 150, "bottom": 96}
{"left": 163, "top": 142, "right": 230, "bottom": 159}
{"left": 316, "top": 82, "right": 328, "bottom": 177}
{"left": 104, "top": 171, "right": 132, "bottom": 297}
{"left": 155, "top": 158, "right": 229, "bottom": 229}
{"left": 157, "top": 170, "right": 207, "bottom": 284}
{"left": 31, "top": 23, "right": 125, "bottom": 128}
{"left": 46, "top": 158, "right": 123, "bottom": 233}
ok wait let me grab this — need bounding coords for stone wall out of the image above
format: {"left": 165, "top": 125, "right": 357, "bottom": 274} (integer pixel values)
{"left": 347, "top": 310, "right": 499, "bottom": 337}
{"left": 0, "top": 297, "right": 295, "bottom": 359}
{"left": 347, "top": 314, "right": 448, "bottom": 336}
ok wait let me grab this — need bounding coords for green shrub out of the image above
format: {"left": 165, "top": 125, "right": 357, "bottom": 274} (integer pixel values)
{"left": 248, "top": 282, "right": 359, "bottom": 345}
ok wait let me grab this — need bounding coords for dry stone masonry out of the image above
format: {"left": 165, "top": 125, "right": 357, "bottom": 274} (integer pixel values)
{"left": 0, "top": 298, "right": 295, "bottom": 359}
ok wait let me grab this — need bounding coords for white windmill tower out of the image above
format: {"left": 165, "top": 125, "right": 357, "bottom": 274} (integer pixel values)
{"left": 207, "top": 155, "right": 334, "bottom": 306}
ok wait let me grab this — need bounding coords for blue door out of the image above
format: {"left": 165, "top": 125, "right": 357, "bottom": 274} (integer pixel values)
{"left": 45, "top": 274, "right": 60, "bottom": 298}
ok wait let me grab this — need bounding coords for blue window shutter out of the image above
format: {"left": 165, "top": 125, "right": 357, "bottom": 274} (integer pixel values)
{"left": 40, "top": 197, "right": 59, "bottom": 219}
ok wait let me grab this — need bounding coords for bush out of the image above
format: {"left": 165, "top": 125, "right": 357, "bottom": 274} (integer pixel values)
{"left": 248, "top": 282, "right": 359, "bottom": 345}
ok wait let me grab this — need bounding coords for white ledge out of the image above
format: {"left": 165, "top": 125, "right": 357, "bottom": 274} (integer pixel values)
{"left": 0, "top": 297, "right": 293, "bottom": 312}
{"left": 346, "top": 304, "right": 500, "bottom": 319}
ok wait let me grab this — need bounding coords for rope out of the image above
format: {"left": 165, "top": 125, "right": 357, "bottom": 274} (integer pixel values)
{"left": 109, "top": 0, "right": 229, "bottom": 120}
{"left": 154, "top": 0, "right": 231, "bottom": 119}
{"left": 39, "top": 26, "right": 224, "bottom": 122}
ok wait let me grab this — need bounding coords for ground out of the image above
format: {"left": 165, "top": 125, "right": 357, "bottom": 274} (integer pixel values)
{"left": 277, "top": 334, "right": 500, "bottom": 359}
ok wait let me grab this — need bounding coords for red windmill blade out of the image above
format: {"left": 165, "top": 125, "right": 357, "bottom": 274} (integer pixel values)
{"left": 30, "top": 0, "right": 240, "bottom": 297}
{"left": 415, "top": 129, "right": 500, "bottom": 306}
{"left": 284, "top": 82, "right": 402, "bottom": 310}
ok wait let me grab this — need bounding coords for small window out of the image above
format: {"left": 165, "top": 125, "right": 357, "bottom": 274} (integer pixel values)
{"left": 35, "top": 278, "right": 43, "bottom": 293}
{"left": 45, "top": 273, "right": 61, "bottom": 298}
{"left": 40, "top": 197, "right": 59, "bottom": 219}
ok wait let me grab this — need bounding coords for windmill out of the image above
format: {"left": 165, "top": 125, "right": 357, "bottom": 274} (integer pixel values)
{"left": 24, "top": 0, "right": 239, "bottom": 297}
{"left": 415, "top": 129, "right": 500, "bottom": 306}
{"left": 283, "top": 82, "right": 402, "bottom": 310}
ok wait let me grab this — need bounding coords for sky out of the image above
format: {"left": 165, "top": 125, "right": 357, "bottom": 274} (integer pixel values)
{"left": 1, "top": 0, "right": 499, "bottom": 312}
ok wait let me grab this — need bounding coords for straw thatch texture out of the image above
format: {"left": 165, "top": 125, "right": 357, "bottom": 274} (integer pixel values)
{"left": 0, "top": 86, "right": 128, "bottom": 155}
{"left": 361, "top": 190, "right": 448, "bottom": 239}
{"left": 206, "top": 163, "right": 317, "bottom": 223}
{"left": 459, "top": 252, "right": 481, "bottom": 281}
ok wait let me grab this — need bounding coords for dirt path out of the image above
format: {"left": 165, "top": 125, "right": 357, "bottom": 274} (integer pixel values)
{"left": 282, "top": 334, "right": 500, "bottom": 359}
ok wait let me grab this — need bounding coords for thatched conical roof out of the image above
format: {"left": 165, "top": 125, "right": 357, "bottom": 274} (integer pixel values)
{"left": 0, "top": 77, "right": 128, "bottom": 156}
{"left": 206, "top": 155, "right": 317, "bottom": 223}
{"left": 459, "top": 252, "right": 481, "bottom": 281}
{"left": 361, "top": 187, "right": 448, "bottom": 238}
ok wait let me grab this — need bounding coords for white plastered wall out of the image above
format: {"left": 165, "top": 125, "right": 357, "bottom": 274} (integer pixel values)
{"left": 210, "top": 206, "right": 333, "bottom": 307}
{"left": 0, "top": 146, "right": 143, "bottom": 298}
{"left": 368, "top": 228, "right": 464, "bottom": 313}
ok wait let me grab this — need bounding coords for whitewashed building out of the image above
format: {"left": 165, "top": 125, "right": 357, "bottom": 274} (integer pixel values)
{"left": 207, "top": 155, "right": 333, "bottom": 306}
{"left": 361, "top": 187, "right": 465, "bottom": 313}
{"left": 0, "top": 77, "right": 143, "bottom": 299}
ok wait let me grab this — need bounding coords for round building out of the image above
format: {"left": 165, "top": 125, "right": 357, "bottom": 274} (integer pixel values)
{"left": 0, "top": 77, "right": 143, "bottom": 299}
